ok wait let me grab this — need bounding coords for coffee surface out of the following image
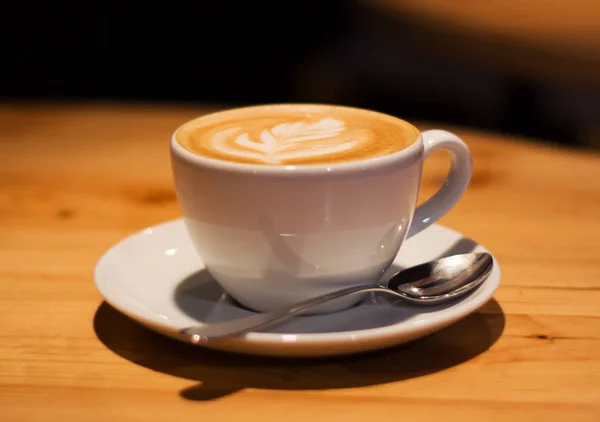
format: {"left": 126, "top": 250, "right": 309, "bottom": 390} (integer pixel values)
{"left": 175, "top": 104, "right": 419, "bottom": 165}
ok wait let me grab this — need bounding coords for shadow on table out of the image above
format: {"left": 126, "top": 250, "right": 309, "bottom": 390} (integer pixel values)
{"left": 93, "top": 297, "right": 505, "bottom": 401}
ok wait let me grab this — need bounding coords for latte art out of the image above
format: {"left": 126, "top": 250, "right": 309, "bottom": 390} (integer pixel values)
{"left": 212, "top": 118, "right": 365, "bottom": 164}
{"left": 175, "top": 104, "right": 419, "bottom": 166}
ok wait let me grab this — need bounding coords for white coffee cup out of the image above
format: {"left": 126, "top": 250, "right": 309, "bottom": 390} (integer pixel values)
{"left": 170, "top": 107, "right": 472, "bottom": 313}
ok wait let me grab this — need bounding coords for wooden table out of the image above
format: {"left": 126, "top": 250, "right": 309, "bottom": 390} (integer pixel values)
{"left": 1, "top": 103, "right": 600, "bottom": 421}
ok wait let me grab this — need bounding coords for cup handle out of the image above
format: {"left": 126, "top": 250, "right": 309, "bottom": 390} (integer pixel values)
{"left": 407, "top": 130, "right": 473, "bottom": 238}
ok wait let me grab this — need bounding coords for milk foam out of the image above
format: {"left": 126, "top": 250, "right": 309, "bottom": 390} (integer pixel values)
{"left": 211, "top": 118, "right": 362, "bottom": 164}
{"left": 175, "top": 105, "right": 419, "bottom": 166}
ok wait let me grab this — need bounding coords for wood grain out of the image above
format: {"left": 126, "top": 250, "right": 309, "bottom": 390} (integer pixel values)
{"left": 1, "top": 102, "right": 600, "bottom": 421}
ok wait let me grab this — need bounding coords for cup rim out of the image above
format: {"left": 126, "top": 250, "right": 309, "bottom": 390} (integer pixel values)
{"left": 170, "top": 103, "right": 424, "bottom": 176}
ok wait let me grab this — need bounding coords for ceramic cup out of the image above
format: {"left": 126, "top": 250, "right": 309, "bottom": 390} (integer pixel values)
{"left": 170, "top": 106, "right": 472, "bottom": 313}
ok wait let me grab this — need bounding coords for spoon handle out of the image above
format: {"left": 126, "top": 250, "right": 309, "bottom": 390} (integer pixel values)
{"left": 180, "top": 285, "right": 390, "bottom": 342}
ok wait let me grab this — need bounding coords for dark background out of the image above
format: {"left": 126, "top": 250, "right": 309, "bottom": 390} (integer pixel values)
{"left": 3, "top": 1, "right": 600, "bottom": 149}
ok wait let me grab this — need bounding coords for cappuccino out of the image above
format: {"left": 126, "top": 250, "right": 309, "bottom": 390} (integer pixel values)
{"left": 175, "top": 104, "right": 419, "bottom": 165}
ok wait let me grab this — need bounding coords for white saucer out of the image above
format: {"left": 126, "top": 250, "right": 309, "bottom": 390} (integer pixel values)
{"left": 94, "top": 219, "right": 501, "bottom": 357}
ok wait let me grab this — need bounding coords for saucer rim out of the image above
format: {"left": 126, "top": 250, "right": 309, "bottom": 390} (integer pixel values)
{"left": 94, "top": 218, "right": 501, "bottom": 350}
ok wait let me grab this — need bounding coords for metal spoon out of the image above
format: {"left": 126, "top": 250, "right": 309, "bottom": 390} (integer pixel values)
{"left": 180, "top": 252, "right": 493, "bottom": 343}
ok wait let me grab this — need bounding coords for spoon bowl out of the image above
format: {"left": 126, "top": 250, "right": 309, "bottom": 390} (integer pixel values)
{"left": 180, "top": 252, "right": 494, "bottom": 343}
{"left": 390, "top": 253, "right": 494, "bottom": 304}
